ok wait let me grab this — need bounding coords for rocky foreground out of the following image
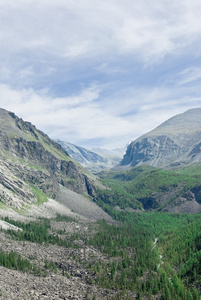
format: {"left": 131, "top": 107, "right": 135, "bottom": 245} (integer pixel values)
{"left": 0, "top": 217, "right": 122, "bottom": 300}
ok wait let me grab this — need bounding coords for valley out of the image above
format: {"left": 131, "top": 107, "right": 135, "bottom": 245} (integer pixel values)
{"left": 0, "top": 207, "right": 201, "bottom": 299}
{"left": 0, "top": 107, "right": 201, "bottom": 299}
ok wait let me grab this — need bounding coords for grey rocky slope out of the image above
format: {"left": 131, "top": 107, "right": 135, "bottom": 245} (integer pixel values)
{"left": 120, "top": 108, "right": 201, "bottom": 169}
{"left": 56, "top": 140, "right": 123, "bottom": 173}
{"left": 56, "top": 140, "right": 107, "bottom": 173}
{"left": 0, "top": 210, "right": 116, "bottom": 300}
{"left": 56, "top": 140, "right": 105, "bottom": 165}
{"left": 0, "top": 108, "right": 110, "bottom": 221}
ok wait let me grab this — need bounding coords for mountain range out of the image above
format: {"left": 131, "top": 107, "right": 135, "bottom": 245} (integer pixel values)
{"left": 1, "top": 107, "right": 201, "bottom": 215}
{"left": 0, "top": 107, "right": 201, "bottom": 299}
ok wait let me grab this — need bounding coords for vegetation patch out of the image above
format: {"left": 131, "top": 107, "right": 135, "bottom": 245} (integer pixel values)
{"left": 0, "top": 211, "right": 201, "bottom": 299}
{"left": 31, "top": 186, "right": 48, "bottom": 205}
{"left": 97, "top": 165, "right": 201, "bottom": 211}
{"left": 0, "top": 248, "right": 40, "bottom": 275}
{"left": 2, "top": 217, "right": 79, "bottom": 249}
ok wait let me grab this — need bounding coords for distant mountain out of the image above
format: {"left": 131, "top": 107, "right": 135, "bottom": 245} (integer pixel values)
{"left": 56, "top": 140, "right": 104, "bottom": 164}
{"left": 92, "top": 147, "right": 125, "bottom": 159}
{"left": 56, "top": 141, "right": 124, "bottom": 173}
{"left": 91, "top": 147, "right": 126, "bottom": 167}
{"left": 120, "top": 108, "right": 201, "bottom": 169}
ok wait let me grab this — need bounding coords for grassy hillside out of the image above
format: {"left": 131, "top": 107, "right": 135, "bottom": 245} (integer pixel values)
{"left": 97, "top": 165, "right": 201, "bottom": 211}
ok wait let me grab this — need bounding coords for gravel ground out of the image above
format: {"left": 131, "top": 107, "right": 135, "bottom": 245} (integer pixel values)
{"left": 0, "top": 186, "right": 120, "bottom": 299}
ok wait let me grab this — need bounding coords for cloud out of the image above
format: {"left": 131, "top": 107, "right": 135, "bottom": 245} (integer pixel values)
{"left": 178, "top": 67, "right": 201, "bottom": 85}
{"left": 1, "top": 81, "right": 200, "bottom": 149}
{"left": 0, "top": 83, "right": 133, "bottom": 147}
{"left": 0, "top": 83, "right": 100, "bottom": 113}
{"left": 0, "top": 1, "right": 201, "bottom": 149}
{"left": 95, "top": 63, "right": 123, "bottom": 75}
{"left": 1, "top": 1, "right": 201, "bottom": 67}
{"left": 0, "top": 0, "right": 201, "bottom": 91}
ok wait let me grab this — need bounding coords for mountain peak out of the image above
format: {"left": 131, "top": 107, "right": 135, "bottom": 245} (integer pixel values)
{"left": 120, "top": 108, "right": 201, "bottom": 169}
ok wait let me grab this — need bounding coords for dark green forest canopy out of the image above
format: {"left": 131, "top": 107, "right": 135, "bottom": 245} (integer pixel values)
{"left": 88, "top": 212, "right": 201, "bottom": 299}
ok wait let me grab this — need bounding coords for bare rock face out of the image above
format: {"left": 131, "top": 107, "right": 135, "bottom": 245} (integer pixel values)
{"left": 0, "top": 162, "right": 37, "bottom": 208}
{"left": 56, "top": 140, "right": 105, "bottom": 164}
{"left": 120, "top": 108, "right": 201, "bottom": 169}
{"left": 122, "top": 135, "right": 181, "bottom": 168}
{"left": 166, "top": 186, "right": 201, "bottom": 213}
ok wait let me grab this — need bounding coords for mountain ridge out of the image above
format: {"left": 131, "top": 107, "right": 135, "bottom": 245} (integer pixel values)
{"left": 0, "top": 108, "right": 113, "bottom": 223}
{"left": 120, "top": 108, "right": 201, "bottom": 169}
{"left": 56, "top": 140, "right": 123, "bottom": 173}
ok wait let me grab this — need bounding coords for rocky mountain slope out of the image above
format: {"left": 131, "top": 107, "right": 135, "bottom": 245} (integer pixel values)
{"left": 56, "top": 140, "right": 123, "bottom": 173}
{"left": 0, "top": 108, "right": 119, "bottom": 299}
{"left": 94, "top": 108, "right": 201, "bottom": 214}
{"left": 0, "top": 108, "right": 201, "bottom": 299}
{"left": 120, "top": 108, "right": 201, "bottom": 169}
{"left": 0, "top": 108, "right": 109, "bottom": 220}
{"left": 56, "top": 140, "right": 106, "bottom": 173}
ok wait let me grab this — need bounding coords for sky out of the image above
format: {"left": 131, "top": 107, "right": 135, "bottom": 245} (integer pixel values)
{"left": 1, "top": 0, "right": 201, "bottom": 149}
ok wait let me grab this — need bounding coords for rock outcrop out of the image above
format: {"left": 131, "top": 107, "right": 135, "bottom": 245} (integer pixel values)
{"left": 120, "top": 108, "right": 201, "bottom": 169}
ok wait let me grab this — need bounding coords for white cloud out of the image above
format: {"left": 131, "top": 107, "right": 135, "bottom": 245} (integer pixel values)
{"left": 0, "top": 0, "right": 201, "bottom": 92}
{"left": 0, "top": 83, "right": 100, "bottom": 114}
{"left": 1, "top": 82, "right": 200, "bottom": 149}
{"left": 0, "top": 1, "right": 201, "bottom": 149}
{"left": 178, "top": 67, "right": 201, "bottom": 85}
{"left": 0, "top": 83, "right": 134, "bottom": 148}
{"left": 1, "top": 0, "right": 201, "bottom": 65}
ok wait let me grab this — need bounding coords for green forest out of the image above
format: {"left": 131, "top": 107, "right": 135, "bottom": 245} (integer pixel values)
{"left": 86, "top": 212, "right": 201, "bottom": 299}
{"left": 96, "top": 164, "right": 201, "bottom": 211}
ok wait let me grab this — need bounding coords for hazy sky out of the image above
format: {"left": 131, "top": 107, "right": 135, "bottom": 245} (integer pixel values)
{"left": 1, "top": 0, "right": 201, "bottom": 149}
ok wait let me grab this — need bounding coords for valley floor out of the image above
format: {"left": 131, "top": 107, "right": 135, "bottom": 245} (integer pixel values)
{"left": 0, "top": 198, "right": 201, "bottom": 300}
